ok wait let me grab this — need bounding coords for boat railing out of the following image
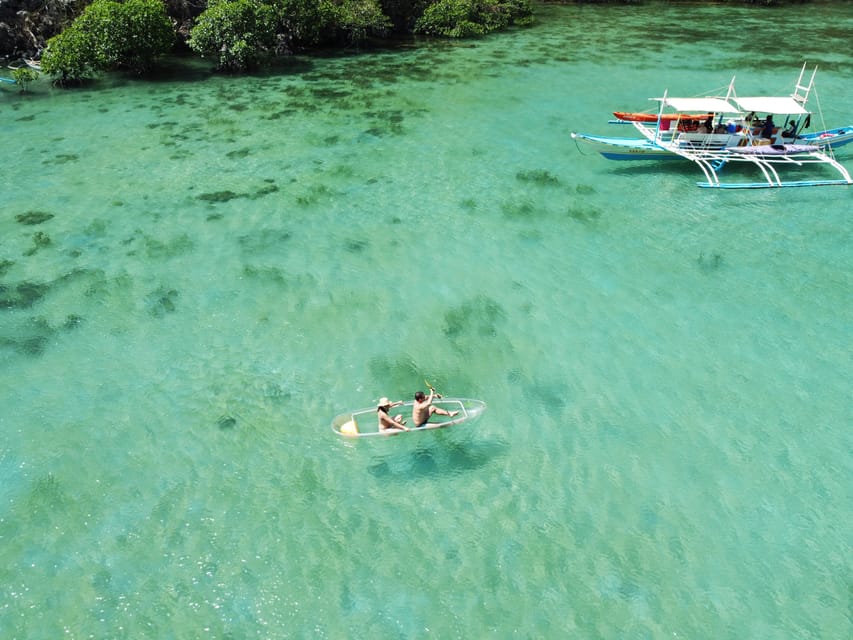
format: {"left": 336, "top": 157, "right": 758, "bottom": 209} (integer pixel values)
{"left": 675, "top": 132, "right": 734, "bottom": 151}
{"left": 437, "top": 399, "right": 469, "bottom": 422}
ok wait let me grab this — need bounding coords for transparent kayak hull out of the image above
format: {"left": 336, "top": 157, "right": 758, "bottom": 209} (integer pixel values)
{"left": 331, "top": 398, "right": 487, "bottom": 438}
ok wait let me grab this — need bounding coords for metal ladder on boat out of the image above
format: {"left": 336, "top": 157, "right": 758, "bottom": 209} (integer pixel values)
{"left": 792, "top": 63, "right": 817, "bottom": 107}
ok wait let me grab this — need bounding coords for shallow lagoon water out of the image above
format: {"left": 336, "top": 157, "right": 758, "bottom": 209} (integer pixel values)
{"left": 2, "top": 3, "right": 852, "bottom": 638}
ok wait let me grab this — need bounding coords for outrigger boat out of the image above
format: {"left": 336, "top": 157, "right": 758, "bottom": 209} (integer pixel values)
{"left": 331, "top": 398, "right": 486, "bottom": 438}
{"left": 572, "top": 64, "right": 853, "bottom": 189}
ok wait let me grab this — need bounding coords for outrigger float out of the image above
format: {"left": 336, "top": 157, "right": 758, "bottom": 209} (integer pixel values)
{"left": 571, "top": 64, "right": 853, "bottom": 189}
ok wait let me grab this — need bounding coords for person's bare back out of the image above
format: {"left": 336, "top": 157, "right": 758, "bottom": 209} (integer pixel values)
{"left": 377, "top": 397, "right": 407, "bottom": 432}
{"left": 412, "top": 388, "right": 458, "bottom": 427}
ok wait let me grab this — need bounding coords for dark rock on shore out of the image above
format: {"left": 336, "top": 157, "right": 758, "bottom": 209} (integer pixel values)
{"left": 0, "top": 0, "right": 203, "bottom": 58}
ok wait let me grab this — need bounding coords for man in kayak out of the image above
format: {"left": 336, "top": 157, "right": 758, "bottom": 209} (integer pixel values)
{"left": 412, "top": 388, "right": 458, "bottom": 428}
{"left": 377, "top": 397, "right": 408, "bottom": 432}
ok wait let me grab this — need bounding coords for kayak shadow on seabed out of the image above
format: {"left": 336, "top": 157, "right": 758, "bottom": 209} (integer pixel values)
{"left": 366, "top": 437, "right": 509, "bottom": 481}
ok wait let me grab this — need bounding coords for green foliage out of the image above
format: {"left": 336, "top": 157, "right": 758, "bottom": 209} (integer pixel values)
{"left": 415, "top": 0, "right": 475, "bottom": 36}
{"left": 327, "top": 0, "right": 392, "bottom": 44}
{"left": 12, "top": 67, "right": 39, "bottom": 92}
{"left": 188, "top": 0, "right": 277, "bottom": 71}
{"left": 496, "top": 0, "right": 534, "bottom": 27}
{"left": 272, "top": 0, "right": 391, "bottom": 50}
{"left": 414, "top": 0, "right": 532, "bottom": 38}
{"left": 189, "top": 0, "right": 391, "bottom": 69}
{"left": 275, "top": 0, "right": 337, "bottom": 47}
{"left": 41, "top": 25, "right": 95, "bottom": 83}
{"left": 82, "top": 0, "right": 174, "bottom": 73}
{"left": 378, "top": 0, "right": 432, "bottom": 31}
{"left": 41, "top": 0, "right": 174, "bottom": 83}
{"left": 41, "top": 0, "right": 534, "bottom": 79}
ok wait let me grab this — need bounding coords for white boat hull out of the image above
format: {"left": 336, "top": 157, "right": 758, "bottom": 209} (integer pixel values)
{"left": 571, "top": 132, "right": 675, "bottom": 160}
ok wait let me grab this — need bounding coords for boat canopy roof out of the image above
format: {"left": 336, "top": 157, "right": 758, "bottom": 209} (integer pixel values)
{"left": 654, "top": 97, "right": 740, "bottom": 113}
{"left": 733, "top": 96, "right": 809, "bottom": 115}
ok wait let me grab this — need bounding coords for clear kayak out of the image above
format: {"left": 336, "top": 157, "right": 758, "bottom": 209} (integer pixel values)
{"left": 331, "top": 398, "right": 487, "bottom": 438}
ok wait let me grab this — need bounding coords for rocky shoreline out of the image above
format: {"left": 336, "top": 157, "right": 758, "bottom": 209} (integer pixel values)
{"left": 1, "top": 0, "right": 826, "bottom": 62}
{"left": 0, "top": 0, "right": 202, "bottom": 59}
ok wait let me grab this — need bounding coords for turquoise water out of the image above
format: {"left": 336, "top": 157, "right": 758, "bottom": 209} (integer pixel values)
{"left": 2, "top": 3, "right": 852, "bottom": 637}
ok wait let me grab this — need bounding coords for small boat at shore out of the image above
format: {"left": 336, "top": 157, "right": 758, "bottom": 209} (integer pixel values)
{"left": 331, "top": 398, "right": 486, "bottom": 438}
{"left": 572, "top": 64, "right": 853, "bottom": 188}
{"left": 3, "top": 58, "right": 41, "bottom": 84}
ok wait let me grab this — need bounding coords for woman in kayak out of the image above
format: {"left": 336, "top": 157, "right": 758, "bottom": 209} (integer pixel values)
{"left": 377, "top": 397, "right": 409, "bottom": 432}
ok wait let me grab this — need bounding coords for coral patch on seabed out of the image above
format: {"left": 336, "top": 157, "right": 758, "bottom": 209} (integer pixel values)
{"left": 443, "top": 295, "right": 506, "bottom": 341}
{"left": 515, "top": 169, "right": 561, "bottom": 186}
{"left": 15, "top": 211, "right": 55, "bottom": 225}
{"left": 697, "top": 252, "right": 724, "bottom": 273}
{"left": 23, "top": 232, "right": 52, "bottom": 256}
{"left": 145, "top": 286, "right": 179, "bottom": 317}
{"left": 0, "top": 281, "right": 48, "bottom": 309}
{"left": 198, "top": 190, "right": 241, "bottom": 203}
{"left": 217, "top": 415, "right": 237, "bottom": 430}
{"left": 566, "top": 205, "right": 602, "bottom": 224}
{"left": 42, "top": 153, "right": 79, "bottom": 165}
{"left": 0, "top": 313, "right": 83, "bottom": 358}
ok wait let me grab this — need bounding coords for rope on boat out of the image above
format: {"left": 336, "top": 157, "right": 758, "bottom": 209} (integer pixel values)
{"left": 809, "top": 86, "right": 839, "bottom": 160}
{"left": 571, "top": 134, "right": 593, "bottom": 156}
